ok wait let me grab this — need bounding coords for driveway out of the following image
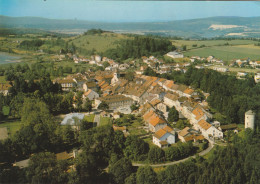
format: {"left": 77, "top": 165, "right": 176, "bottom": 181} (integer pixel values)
{"left": 132, "top": 142, "right": 214, "bottom": 167}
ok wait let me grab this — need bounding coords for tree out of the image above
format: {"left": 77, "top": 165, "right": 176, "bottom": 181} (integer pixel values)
{"left": 125, "top": 71, "right": 135, "bottom": 81}
{"left": 148, "top": 146, "right": 165, "bottom": 163}
{"left": 72, "top": 151, "right": 103, "bottom": 184}
{"left": 83, "top": 99, "right": 92, "bottom": 112}
{"left": 130, "top": 104, "right": 139, "bottom": 112}
{"left": 109, "top": 157, "right": 133, "bottom": 184}
{"left": 103, "top": 61, "right": 110, "bottom": 68}
{"left": 168, "top": 106, "right": 179, "bottom": 122}
{"left": 125, "top": 173, "right": 136, "bottom": 184}
{"left": 136, "top": 166, "right": 158, "bottom": 184}
{"left": 26, "top": 152, "right": 69, "bottom": 184}
{"left": 75, "top": 91, "right": 83, "bottom": 112}
{"left": 98, "top": 102, "right": 109, "bottom": 111}
{"left": 165, "top": 146, "right": 180, "bottom": 161}
{"left": 124, "top": 135, "right": 149, "bottom": 161}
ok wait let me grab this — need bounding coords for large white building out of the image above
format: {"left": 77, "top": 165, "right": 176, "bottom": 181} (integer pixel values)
{"left": 166, "top": 51, "right": 184, "bottom": 59}
{"left": 245, "top": 110, "right": 255, "bottom": 129}
{"left": 197, "top": 120, "right": 223, "bottom": 139}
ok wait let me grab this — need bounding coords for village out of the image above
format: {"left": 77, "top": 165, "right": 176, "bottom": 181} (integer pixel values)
{"left": 50, "top": 52, "right": 257, "bottom": 152}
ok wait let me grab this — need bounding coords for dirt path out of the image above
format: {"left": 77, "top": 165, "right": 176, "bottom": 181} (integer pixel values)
{"left": 132, "top": 142, "right": 214, "bottom": 167}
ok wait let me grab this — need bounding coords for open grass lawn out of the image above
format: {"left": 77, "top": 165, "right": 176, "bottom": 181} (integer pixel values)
{"left": 84, "top": 114, "right": 95, "bottom": 122}
{"left": 100, "top": 117, "right": 111, "bottom": 126}
{"left": 129, "top": 128, "right": 147, "bottom": 136}
{"left": 0, "top": 120, "right": 23, "bottom": 137}
{"left": 130, "top": 119, "right": 144, "bottom": 128}
{"left": 184, "top": 45, "right": 260, "bottom": 61}
{"left": 0, "top": 76, "right": 7, "bottom": 83}
{"left": 71, "top": 32, "right": 129, "bottom": 53}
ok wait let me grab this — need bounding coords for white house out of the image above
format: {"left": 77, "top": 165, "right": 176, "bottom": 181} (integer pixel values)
{"left": 197, "top": 119, "right": 223, "bottom": 139}
{"left": 213, "top": 67, "right": 229, "bottom": 73}
{"left": 254, "top": 73, "right": 260, "bottom": 83}
{"left": 83, "top": 89, "right": 99, "bottom": 101}
{"left": 163, "top": 93, "right": 181, "bottom": 110}
{"left": 0, "top": 83, "right": 11, "bottom": 96}
{"left": 153, "top": 126, "right": 175, "bottom": 148}
{"left": 95, "top": 55, "right": 102, "bottom": 62}
{"left": 167, "top": 51, "right": 184, "bottom": 59}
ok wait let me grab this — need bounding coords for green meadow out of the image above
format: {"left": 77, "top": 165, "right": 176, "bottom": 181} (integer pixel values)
{"left": 183, "top": 45, "right": 260, "bottom": 61}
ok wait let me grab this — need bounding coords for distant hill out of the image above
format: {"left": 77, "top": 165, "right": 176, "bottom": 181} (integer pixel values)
{"left": 1, "top": 15, "right": 260, "bottom": 38}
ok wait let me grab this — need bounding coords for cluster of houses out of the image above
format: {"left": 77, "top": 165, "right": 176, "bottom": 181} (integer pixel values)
{"left": 55, "top": 69, "right": 227, "bottom": 148}
{"left": 230, "top": 58, "right": 260, "bottom": 68}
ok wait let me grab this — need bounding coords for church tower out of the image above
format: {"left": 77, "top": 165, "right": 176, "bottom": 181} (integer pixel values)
{"left": 245, "top": 110, "right": 255, "bottom": 129}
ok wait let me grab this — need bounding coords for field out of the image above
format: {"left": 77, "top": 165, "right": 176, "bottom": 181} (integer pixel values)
{"left": 172, "top": 39, "right": 259, "bottom": 50}
{"left": 99, "top": 117, "right": 111, "bottom": 126}
{"left": 84, "top": 114, "right": 95, "bottom": 122}
{"left": 0, "top": 76, "right": 6, "bottom": 83}
{"left": 70, "top": 32, "right": 129, "bottom": 53}
{"left": 0, "top": 120, "right": 23, "bottom": 137}
{"left": 184, "top": 45, "right": 260, "bottom": 61}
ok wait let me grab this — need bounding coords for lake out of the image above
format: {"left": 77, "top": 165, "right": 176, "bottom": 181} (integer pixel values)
{"left": 0, "top": 52, "right": 21, "bottom": 65}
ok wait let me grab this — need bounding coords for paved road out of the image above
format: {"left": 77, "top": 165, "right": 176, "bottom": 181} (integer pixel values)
{"left": 94, "top": 114, "right": 101, "bottom": 127}
{"left": 132, "top": 142, "right": 214, "bottom": 167}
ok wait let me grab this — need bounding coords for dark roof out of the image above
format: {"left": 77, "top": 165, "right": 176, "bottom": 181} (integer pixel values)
{"left": 220, "top": 124, "right": 238, "bottom": 131}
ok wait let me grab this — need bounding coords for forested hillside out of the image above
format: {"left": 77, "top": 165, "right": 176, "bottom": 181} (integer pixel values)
{"left": 105, "top": 36, "right": 175, "bottom": 60}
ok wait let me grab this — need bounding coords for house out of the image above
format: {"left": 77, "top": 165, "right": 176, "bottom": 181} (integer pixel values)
{"left": 61, "top": 113, "right": 85, "bottom": 130}
{"left": 163, "top": 93, "right": 180, "bottom": 110}
{"left": 54, "top": 78, "right": 76, "bottom": 91}
{"left": 167, "top": 51, "right": 184, "bottom": 59}
{"left": 178, "top": 127, "right": 205, "bottom": 143}
{"left": 153, "top": 126, "right": 175, "bottom": 148}
{"left": 111, "top": 72, "right": 119, "bottom": 86}
{"left": 151, "top": 99, "right": 167, "bottom": 114}
{"left": 83, "top": 82, "right": 99, "bottom": 92}
{"left": 237, "top": 72, "right": 247, "bottom": 77}
{"left": 178, "top": 127, "right": 192, "bottom": 142}
{"left": 0, "top": 83, "right": 11, "bottom": 96}
{"left": 113, "top": 124, "right": 127, "bottom": 133}
{"left": 119, "top": 63, "right": 129, "bottom": 70}
{"left": 191, "top": 106, "right": 212, "bottom": 125}
{"left": 83, "top": 89, "right": 99, "bottom": 101}
{"left": 148, "top": 114, "right": 167, "bottom": 132}
{"left": 94, "top": 55, "right": 102, "bottom": 62}
{"left": 112, "top": 112, "right": 121, "bottom": 119}
{"left": 95, "top": 95, "right": 134, "bottom": 110}
{"left": 197, "top": 119, "right": 223, "bottom": 139}
{"left": 213, "top": 67, "right": 229, "bottom": 73}
{"left": 143, "top": 110, "right": 167, "bottom": 132}
{"left": 195, "top": 66, "right": 204, "bottom": 69}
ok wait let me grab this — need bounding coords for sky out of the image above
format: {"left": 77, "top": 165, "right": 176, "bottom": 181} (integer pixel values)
{"left": 0, "top": 0, "right": 260, "bottom": 22}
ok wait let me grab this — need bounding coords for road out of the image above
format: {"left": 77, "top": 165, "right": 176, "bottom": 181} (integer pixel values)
{"left": 132, "top": 142, "right": 214, "bottom": 167}
{"left": 94, "top": 114, "right": 101, "bottom": 127}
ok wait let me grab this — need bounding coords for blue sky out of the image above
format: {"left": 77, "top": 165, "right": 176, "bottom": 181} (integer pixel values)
{"left": 0, "top": 0, "right": 260, "bottom": 22}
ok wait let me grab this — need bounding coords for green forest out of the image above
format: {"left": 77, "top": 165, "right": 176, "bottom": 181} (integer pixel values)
{"left": 1, "top": 121, "right": 259, "bottom": 184}
{"left": 105, "top": 36, "right": 175, "bottom": 60}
